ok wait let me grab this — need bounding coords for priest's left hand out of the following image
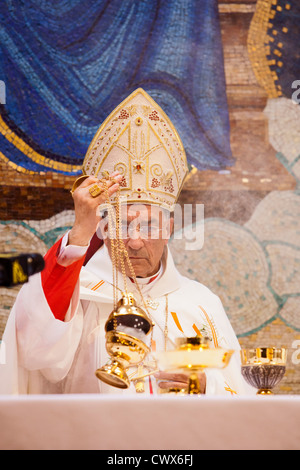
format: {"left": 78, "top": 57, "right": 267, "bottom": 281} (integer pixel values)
{"left": 154, "top": 370, "right": 206, "bottom": 394}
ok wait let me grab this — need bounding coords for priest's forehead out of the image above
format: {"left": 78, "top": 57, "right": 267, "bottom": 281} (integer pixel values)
{"left": 121, "top": 204, "right": 169, "bottom": 223}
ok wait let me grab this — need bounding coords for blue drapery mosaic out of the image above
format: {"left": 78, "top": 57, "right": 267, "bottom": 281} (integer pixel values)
{"left": 0, "top": 0, "right": 232, "bottom": 174}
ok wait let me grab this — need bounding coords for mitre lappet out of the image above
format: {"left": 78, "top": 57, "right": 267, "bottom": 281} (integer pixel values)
{"left": 82, "top": 88, "right": 188, "bottom": 210}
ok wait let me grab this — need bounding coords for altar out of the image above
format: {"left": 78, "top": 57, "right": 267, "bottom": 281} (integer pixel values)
{"left": 0, "top": 394, "right": 299, "bottom": 450}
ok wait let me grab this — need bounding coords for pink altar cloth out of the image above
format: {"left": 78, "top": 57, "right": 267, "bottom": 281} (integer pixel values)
{"left": 0, "top": 395, "right": 299, "bottom": 450}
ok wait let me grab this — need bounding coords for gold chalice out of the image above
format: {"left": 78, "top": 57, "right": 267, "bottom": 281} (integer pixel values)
{"left": 156, "top": 336, "right": 234, "bottom": 395}
{"left": 240, "top": 347, "right": 287, "bottom": 395}
{"left": 95, "top": 292, "right": 154, "bottom": 389}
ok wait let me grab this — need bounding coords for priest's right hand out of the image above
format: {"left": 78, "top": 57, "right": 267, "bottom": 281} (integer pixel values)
{"left": 69, "top": 173, "right": 122, "bottom": 246}
{"left": 154, "top": 370, "right": 206, "bottom": 394}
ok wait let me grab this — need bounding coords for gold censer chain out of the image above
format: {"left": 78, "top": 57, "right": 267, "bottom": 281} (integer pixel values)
{"left": 102, "top": 179, "right": 154, "bottom": 341}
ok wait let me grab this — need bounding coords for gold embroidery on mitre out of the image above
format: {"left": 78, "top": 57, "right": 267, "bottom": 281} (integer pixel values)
{"left": 82, "top": 88, "right": 188, "bottom": 210}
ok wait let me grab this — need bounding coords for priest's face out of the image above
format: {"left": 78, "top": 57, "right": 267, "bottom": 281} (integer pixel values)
{"left": 101, "top": 204, "right": 173, "bottom": 278}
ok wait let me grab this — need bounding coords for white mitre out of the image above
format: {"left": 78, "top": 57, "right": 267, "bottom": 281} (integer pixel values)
{"left": 82, "top": 88, "right": 188, "bottom": 211}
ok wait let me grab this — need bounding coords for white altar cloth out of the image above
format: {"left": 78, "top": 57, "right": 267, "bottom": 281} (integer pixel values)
{"left": 0, "top": 395, "right": 299, "bottom": 450}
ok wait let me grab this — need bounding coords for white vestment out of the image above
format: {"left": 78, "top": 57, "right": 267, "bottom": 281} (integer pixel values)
{"left": 0, "top": 241, "right": 252, "bottom": 396}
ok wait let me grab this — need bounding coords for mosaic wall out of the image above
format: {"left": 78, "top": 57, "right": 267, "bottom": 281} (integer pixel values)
{"left": 1, "top": 0, "right": 300, "bottom": 394}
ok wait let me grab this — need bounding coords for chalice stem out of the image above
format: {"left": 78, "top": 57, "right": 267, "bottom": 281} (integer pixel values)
{"left": 188, "top": 372, "right": 201, "bottom": 394}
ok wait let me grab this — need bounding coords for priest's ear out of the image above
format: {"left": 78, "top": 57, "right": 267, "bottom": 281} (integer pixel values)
{"left": 160, "top": 209, "right": 174, "bottom": 242}
{"left": 96, "top": 209, "right": 109, "bottom": 241}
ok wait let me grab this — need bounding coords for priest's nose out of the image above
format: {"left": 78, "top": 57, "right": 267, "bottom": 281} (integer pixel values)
{"left": 126, "top": 232, "right": 145, "bottom": 250}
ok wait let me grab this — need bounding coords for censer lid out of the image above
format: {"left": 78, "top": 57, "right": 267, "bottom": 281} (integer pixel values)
{"left": 105, "top": 292, "right": 154, "bottom": 335}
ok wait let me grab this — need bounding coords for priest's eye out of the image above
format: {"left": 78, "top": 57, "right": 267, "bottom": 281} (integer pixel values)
{"left": 120, "top": 224, "right": 162, "bottom": 239}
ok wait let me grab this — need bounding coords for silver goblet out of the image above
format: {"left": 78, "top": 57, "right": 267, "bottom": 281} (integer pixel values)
{"left": 241, "top": 347, "right": 287, "bottom": 395}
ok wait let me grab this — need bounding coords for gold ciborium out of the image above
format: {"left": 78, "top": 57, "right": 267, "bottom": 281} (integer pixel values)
{"left": 241, "top": 347, "right": 287, "bottom": 395}
{"left": 156, "top": 336, "right": 234, "bottom": 395}
{"left": 95, "top": 292, "right": 154, "bottom": 389}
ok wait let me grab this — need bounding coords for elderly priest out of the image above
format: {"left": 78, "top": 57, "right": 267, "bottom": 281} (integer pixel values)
{"left": 0, "top": 89, "right": 252, "bottom": 396}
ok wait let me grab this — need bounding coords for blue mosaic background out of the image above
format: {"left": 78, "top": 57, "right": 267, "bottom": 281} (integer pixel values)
{"left": 267, "top": 1, "right": 300, "bottom": 99}
{"left": 0, "top": 0, "right": 232, "bottom": 174}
